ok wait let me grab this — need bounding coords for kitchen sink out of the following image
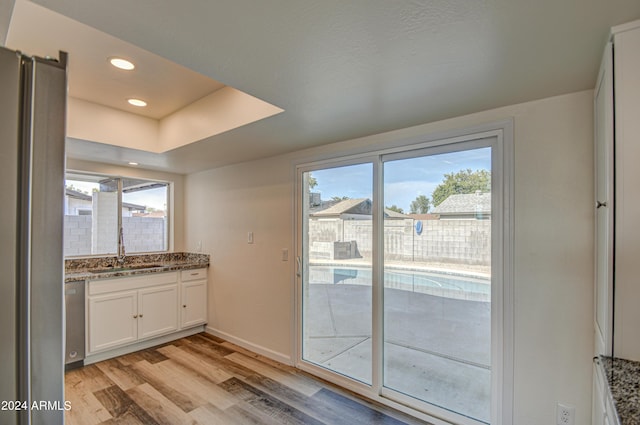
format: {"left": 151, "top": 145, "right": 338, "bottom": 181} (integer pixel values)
{"left": 89, "top": 263, "right": 165, "bottom": 273}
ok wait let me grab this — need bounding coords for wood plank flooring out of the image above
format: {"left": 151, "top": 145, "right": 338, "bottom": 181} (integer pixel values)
{"left": 65, "top": 333, "right": 432, "bottom": 425}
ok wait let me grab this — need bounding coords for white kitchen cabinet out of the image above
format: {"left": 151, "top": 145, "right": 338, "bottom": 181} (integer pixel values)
{"left": 593, "top": 364, "right": 606, "bottom": 425}
{"left": 592, "top": 362, "right": 620, "bottom": 425}
{"left": 594, "top": 19, "right": 640, "bottom": 361}
{"left": 180, "top": 269, "right": 208, "bottom": 328}
{"left": 88, "top": 290, "right": 138, "bottom": 353}
{"left": 86, "top": 268, "right": 208, "bottom": 360}
{"left": 593, "top": 19, "right": 640, "bottom": 425}
{"left": 594, "top": 40, "right": 614, "bottom": 358}
{"left": 87, "top": 272, "right": 179, "bottom": 354}
{"left": 611, "top": 21, "right": 640, "bottom": 362}
{"left": 138, "top": 285, "right": 179, "bottom": 339}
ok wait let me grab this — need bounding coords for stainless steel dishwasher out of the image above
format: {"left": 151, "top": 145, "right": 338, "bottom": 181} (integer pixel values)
{"left": 64, "top": 280, "right": 85, "bottom": 369}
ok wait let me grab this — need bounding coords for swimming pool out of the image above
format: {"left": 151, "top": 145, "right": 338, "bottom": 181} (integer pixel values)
{"left": 308, "top": 265, "right": 490, "bottom": 301}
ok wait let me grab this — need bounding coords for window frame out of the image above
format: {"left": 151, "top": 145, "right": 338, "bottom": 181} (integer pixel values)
{"left": 293, "top": 120, "right": 514, "bottom": 425}
{"left": 64, "top": 171, "right": 172, "bottom": 258}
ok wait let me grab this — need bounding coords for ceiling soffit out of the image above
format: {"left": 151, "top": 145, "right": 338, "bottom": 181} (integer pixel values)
{"left": 6, "top": 0, "right": 283, "bottom": 153}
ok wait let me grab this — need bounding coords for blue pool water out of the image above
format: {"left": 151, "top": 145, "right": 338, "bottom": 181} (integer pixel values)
{"left": 309, "top": 265, "right": 490, "bottom": 297}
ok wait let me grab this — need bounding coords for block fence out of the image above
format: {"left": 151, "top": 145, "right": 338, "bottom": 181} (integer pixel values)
{"left": 309, "top": 218, "right": 490, "bottom": 265}
{"left": 64, "top": 215, "right": 166, "bottom": 256}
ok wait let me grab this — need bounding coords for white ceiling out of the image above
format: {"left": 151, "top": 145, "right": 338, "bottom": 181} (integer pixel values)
{"left": 7, "top": 0, "right": 226, "bottom": 120}
{"left": 3, "top": 0, "right": 640, "bottom": 174}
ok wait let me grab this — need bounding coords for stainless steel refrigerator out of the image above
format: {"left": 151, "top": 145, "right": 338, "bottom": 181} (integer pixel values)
{"left": 0, "top": 46, "right": 67, "bottom": 425}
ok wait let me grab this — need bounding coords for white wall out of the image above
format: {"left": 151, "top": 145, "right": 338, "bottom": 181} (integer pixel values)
{"left": 184, "top": 90, "right": 594, "bottom": 425}
{"left": 184, "top": 156, "right": 294, "bottom": 360}
{"left": 67, "top": 98, "right": 159, "bottom": 151}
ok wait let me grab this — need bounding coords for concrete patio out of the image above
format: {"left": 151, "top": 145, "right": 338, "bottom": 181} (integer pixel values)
{"left": 303, "top": 270, "right": 491, "bottom": 423}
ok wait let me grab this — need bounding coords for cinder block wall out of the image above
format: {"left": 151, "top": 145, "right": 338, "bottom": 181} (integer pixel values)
{"left": 308, "top": 218, "right": 490, "bottom": 265}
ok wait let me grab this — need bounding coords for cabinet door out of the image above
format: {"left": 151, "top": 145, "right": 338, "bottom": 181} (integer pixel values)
{"left": 181, "top": 280, "right": 208, "bottom": 328}
{"left": 138, "top": 284, "right": 179, "bottom": 340}
{"left": 594, "top": 42, "right": 614, "bottom": 357}
{"left": 613, "top": 25, "right": 640, "bottom": 361}
{"left": 88, "top": 291, "right": 137, "bottom": 353}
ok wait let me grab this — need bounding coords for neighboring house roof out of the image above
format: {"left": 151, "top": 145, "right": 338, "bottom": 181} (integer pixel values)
{"left": 122, "top": 202, "right": 146, "bottom": 211}
{"left": 431, "top": 192, "right": 491, "bottom": 215}
{"left": 311, "top": 198, "right": 408, "bottom": 218}
{"left": 383, "top": 208, "right": 409, "bottom": 219}
{"left": 65, "top": 188, "right": 146, "bottom": 211}
{"left": 312, "top": 198, "right": 371, "bottom": 217}
{"left": 66, "top": 188, "right": 91, "bottom": 201}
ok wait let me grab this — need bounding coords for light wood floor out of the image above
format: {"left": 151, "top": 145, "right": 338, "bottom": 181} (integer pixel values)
{"left": 65, "top": 333, "right": 432, "bottom": 425}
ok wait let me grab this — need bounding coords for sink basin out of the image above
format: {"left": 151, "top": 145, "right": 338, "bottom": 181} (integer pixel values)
{"left": 89, "top": 264, "right": 164, "bottom": 273}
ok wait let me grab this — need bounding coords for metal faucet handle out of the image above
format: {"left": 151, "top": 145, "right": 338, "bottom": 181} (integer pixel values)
{"left": 117, "top": 227, "right": 126, "bottom": 258}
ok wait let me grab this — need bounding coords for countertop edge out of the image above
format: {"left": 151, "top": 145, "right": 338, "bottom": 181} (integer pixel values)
{"left": 65, "top": 262, "right": 209, "bottom": 283}
{"left": 598, "top": 355, "right": 640, "bottom": 425}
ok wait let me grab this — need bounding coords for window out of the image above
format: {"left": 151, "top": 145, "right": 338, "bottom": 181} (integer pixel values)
{"left": 64, "top": 172, "right": 170, "bottom": 257}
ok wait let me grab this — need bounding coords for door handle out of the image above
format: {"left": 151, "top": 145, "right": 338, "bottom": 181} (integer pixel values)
{"left": 296, "top": 257, "right": 302, "bottom": 277}
{"left": 597, "top": 201, "right": 608, "bottom": 209}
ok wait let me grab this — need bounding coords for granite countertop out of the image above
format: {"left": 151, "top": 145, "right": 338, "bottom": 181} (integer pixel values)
{"left": 600, "top": 356, "right": 640, "bottom": 425}
{"left": 65, "top": 252, "right": 209, "bottom": 282}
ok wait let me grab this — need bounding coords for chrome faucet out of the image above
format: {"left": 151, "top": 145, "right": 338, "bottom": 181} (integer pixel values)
{"left": 117, "top": 227, "right": 126, "bottom": 266}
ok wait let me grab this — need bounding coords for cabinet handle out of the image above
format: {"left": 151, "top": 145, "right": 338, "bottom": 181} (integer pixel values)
{"left": 183, "top": 304, "right": 187, "bottom": 308}
{"left": 139, "top": 314, "right": 143, "bottom": 318}
{"left": 133, "top": 314, "right": 138, "bottom": 319}
{"left": 191, "top": 273, "right": 198, "bottom": 276}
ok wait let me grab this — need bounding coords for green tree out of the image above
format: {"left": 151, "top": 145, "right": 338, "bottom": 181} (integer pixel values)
{"left": 431, "top": 169, "right": 491, "bottom": 207}
{"left": 386, "top": 204, "right": 404, "bottom": 214}
{"left": 409, "top": 195, "right": 430, "bottom": 214}
{"left": 331, "top": 196, "right": 350, "bottom": 202}
{"left": 308, "top": 174, "right": 318, "bottom": 189}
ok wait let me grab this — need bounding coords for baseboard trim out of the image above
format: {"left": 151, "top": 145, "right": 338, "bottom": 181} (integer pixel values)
{"left": 205, "top": 326, "right": 293, "bottom": 366}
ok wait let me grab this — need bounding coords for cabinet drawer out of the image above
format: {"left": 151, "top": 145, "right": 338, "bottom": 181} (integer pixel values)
{"left": 181, "top": 268, "right": 207, "bottom": 281}
{"left": 89, "top": 271, "right": 178, "bottom": 295}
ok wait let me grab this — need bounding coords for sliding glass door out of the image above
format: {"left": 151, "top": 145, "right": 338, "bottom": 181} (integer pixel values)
{"left": 300, "top": 163, "right": 373, "bottom": 384}
{"left": 382, "top": 146, "right": 492, "bottom": 422}
{"left": 298, "top": 133, "right": 508, "bottom": 425}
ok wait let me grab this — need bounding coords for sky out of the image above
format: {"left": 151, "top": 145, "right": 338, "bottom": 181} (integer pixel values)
{"left": 310, "top": 147, "right": 492, "bottom": 212}
{"left": 66, "top": 179, "right": 168, "bottom": 210}
{"left": 66, "top": 147, "right": 491, "bottom": 213}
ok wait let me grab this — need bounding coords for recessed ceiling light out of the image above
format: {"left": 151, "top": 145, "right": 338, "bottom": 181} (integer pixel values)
{"left": 128, "top": 161, "right": 139, "bottom": 166}
{"left": 109, "top": 57, "right": 135, "bottom": 70}
{"left": 127, "top": 98, "right": 147, "bottom": 107}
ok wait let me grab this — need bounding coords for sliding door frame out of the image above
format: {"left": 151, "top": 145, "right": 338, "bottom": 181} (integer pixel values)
{"left": 293, "top": 120, "right": 514, "bottom": 425}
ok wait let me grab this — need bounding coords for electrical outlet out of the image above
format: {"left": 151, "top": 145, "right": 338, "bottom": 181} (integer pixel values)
{"left": 556, "top": 403, "right": 575, "bottom": 425}
{"left": 248, "top": 232, "right": 254, "bottom": 244}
